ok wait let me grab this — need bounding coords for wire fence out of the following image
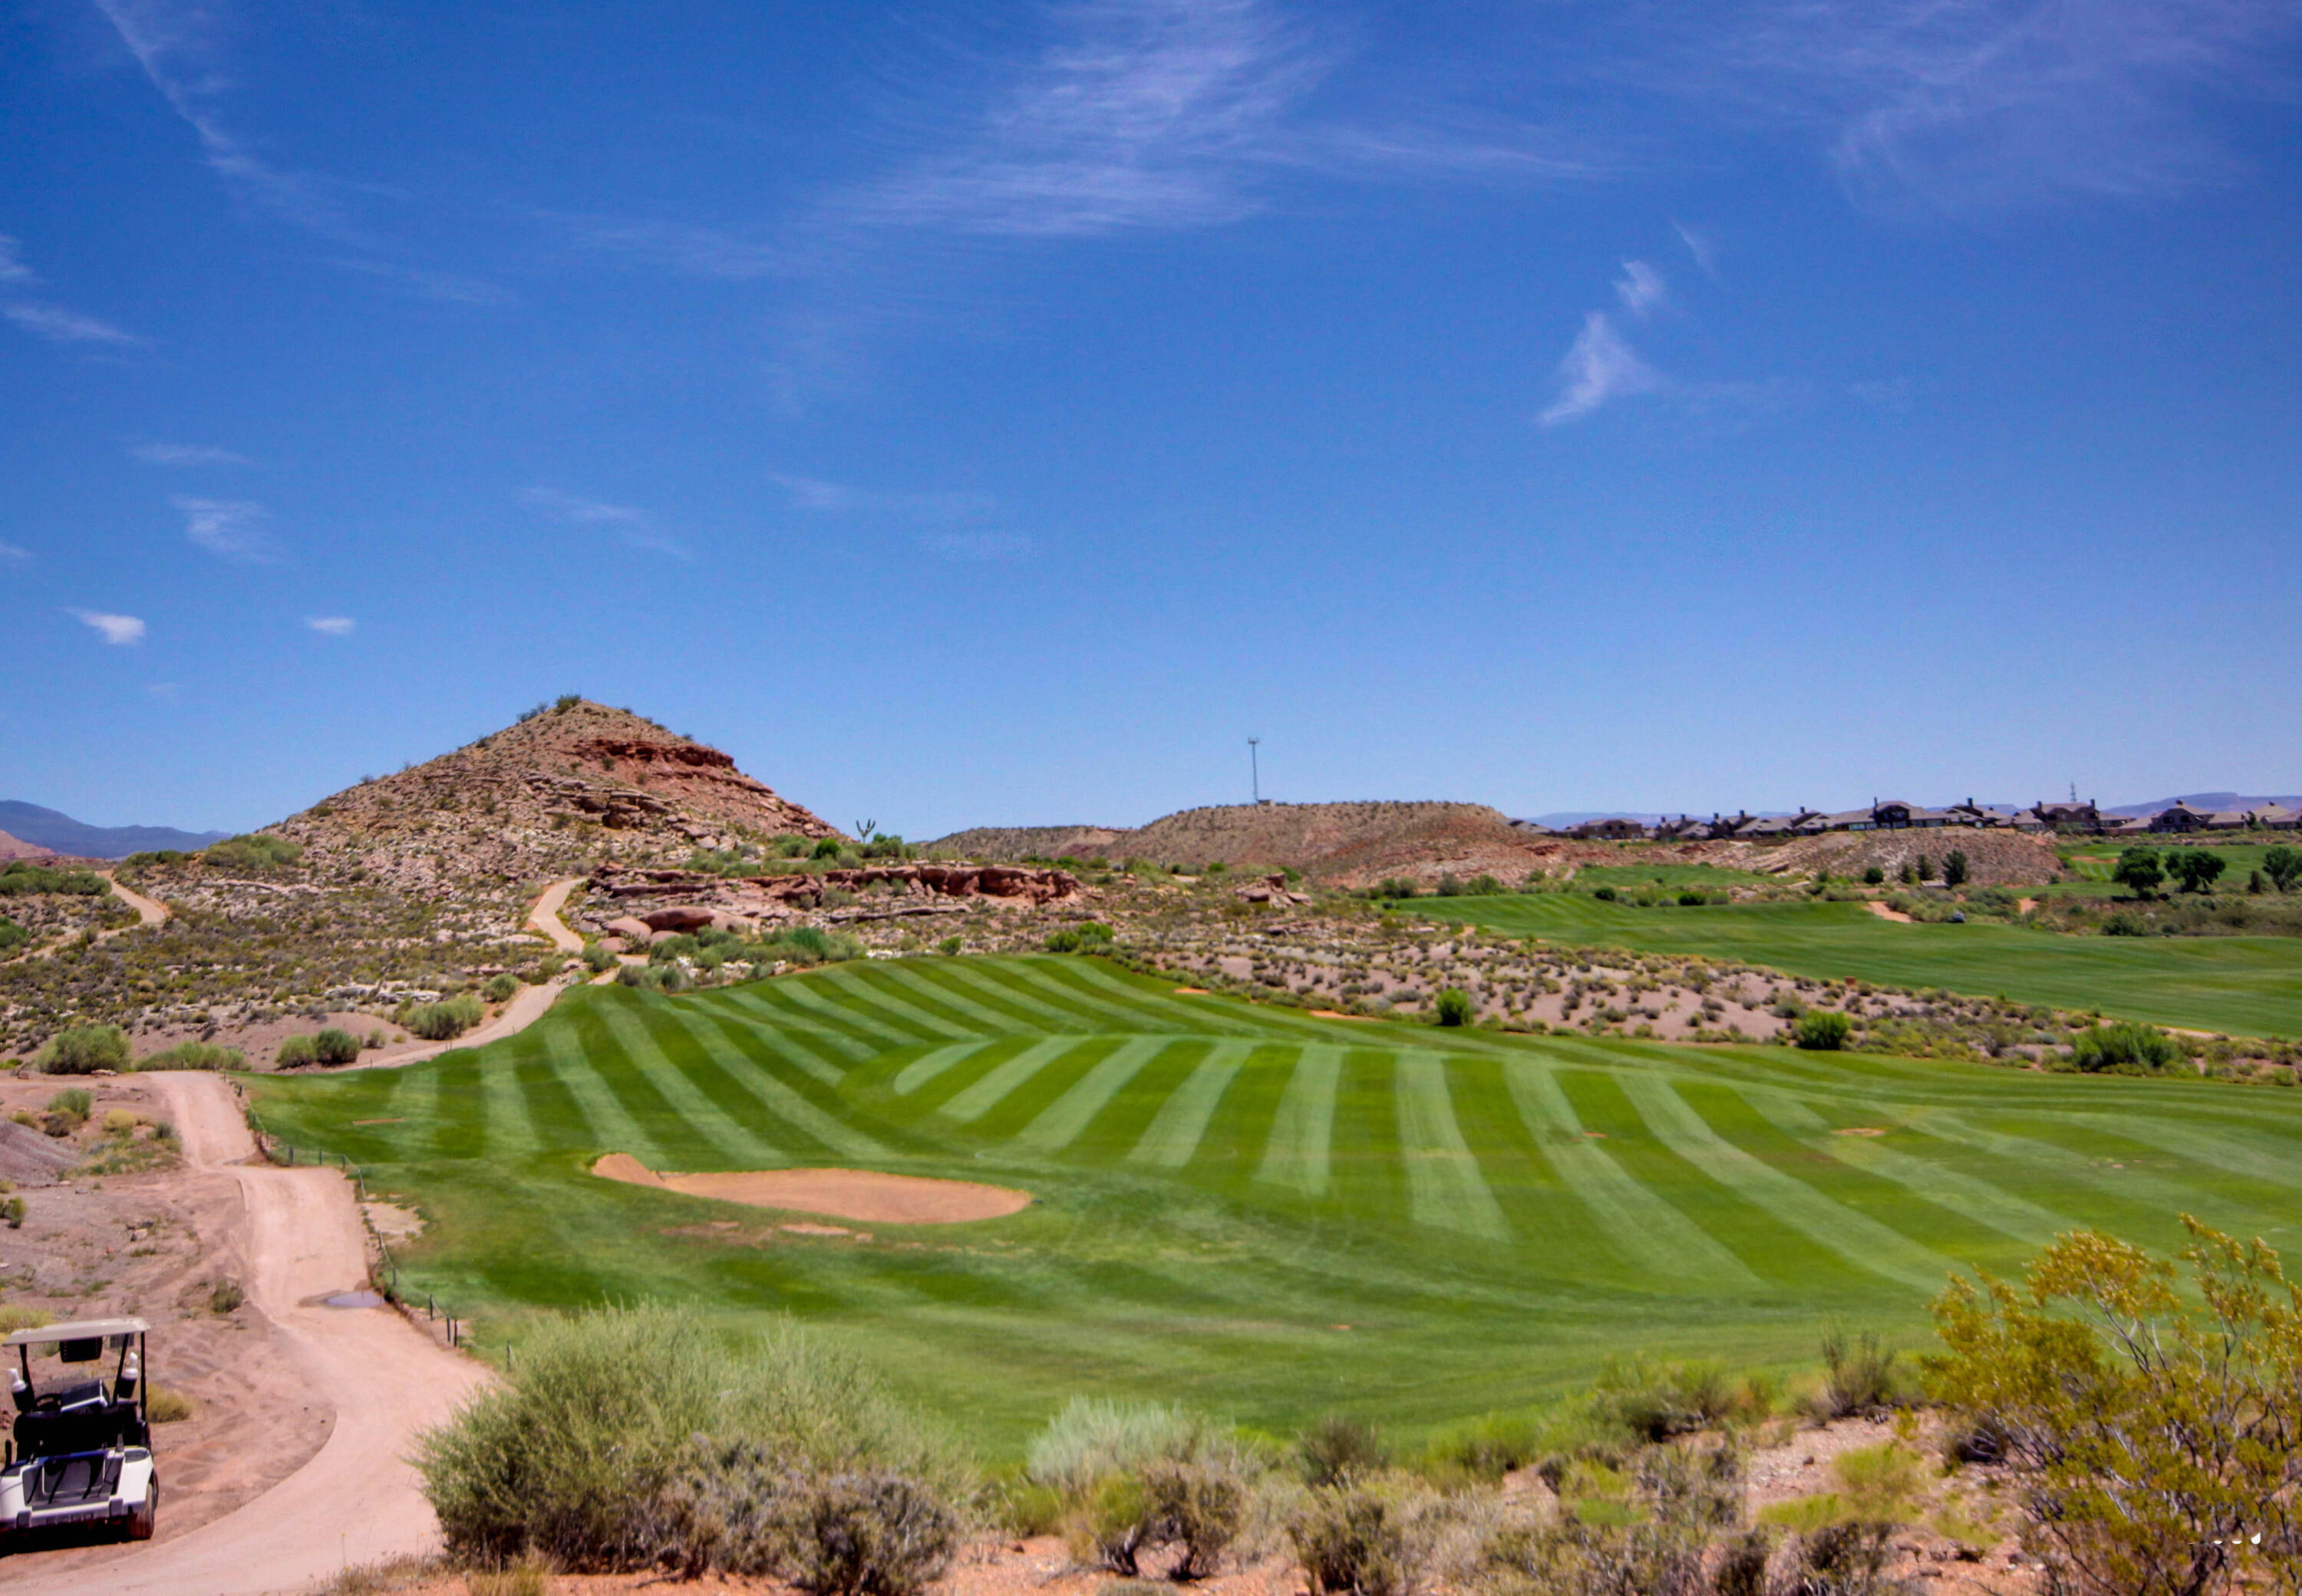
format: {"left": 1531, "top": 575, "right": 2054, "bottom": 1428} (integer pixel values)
{"left": 237, "top": 1080, "right": 477, "bottom": 1354}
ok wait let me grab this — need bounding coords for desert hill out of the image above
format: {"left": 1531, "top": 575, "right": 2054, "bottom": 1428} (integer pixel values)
{"left": 0, "top": 829, "right": 54, "bottom": 862}
{"left": 265, "top": 698, "right": 838, "bottom": 892}
{"left": 935, "top": 801, "right": 1588, "bottom": 885}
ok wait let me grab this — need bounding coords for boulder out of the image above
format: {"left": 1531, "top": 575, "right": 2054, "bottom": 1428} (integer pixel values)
{"left": 641, "top": 905, "right": 717, "bottom": 933}
{"left": 605, "top": 915, "right": 656, "bottom": 944}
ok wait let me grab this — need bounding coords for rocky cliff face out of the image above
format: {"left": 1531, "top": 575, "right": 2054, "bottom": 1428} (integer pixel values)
{"left": 266, "top": 699, "right": 839, "bottom": 892}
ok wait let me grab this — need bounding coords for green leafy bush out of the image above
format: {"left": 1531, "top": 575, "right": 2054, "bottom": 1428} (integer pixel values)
{"left": 0, "top": 915, "right": 27, "bottom": 952}
{"left": 404, "top": 994, "right": 484, "bottom": 1041}
{"left": 0, "top": 862, "right": 107, "bottom": 896}
{"left": 200, "top": 834, "right": 304, "bottom": 873}
{"left": 417, "top": 1304, "right": 957, "bottom": 1571}
{"left": 1809, "top": 1328, "right": 1903, "bottom": 1420}
{"left": 2265, "top": 845, "right": 2302, "bottom": 892}
{"left": 2112, "top": 846, "right": 2164, "bottom": 899}
{"left": 138, "top": 1040, "right": 244, "bottom": 1071}
{"left": 35, "top": 1024, "right": 130, "bottom": 1074}
{"left": 1590, "top": 1356, "right": 1766, "bottom": 1442}
{"left": 655, "top": 1442, "right": 959, "bottom": 1594}
{"left": 1793, "top": 1010, "right": 1854, "bottom": 1050}
{"left": 1026, "top": 1398, "right": 1260, "bottom": 1578}
{"left": 1432, "top": 989, "right": 1473, "bottom": 1027}
{"left": 1862, "top": 866, "right": 1885, "bottom": 885}
{"left": 2067, "top": 1021, "right": 2178, "bottom": 1074}
{"left": 582, "top": 943, "right": 618, "bottom": 973}
{"left": 276, "top": 1034, "right": 319, "bottom": 1067}
{"left": 313, "top": 1027, "right": 361, "bottom": 1066}
{"left": 45, "top": 1088, "right": 93, "bottom": 1124}
{"left": 481, "top": 972, "right": 521, "bottom": 1002}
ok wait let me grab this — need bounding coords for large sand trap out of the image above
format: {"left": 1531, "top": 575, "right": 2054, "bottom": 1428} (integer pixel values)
{"left": 592, "top": 1154, "right": 1032, "bottom": 1224}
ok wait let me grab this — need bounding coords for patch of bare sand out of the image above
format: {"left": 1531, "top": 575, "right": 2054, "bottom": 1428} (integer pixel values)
{"left": 1308, "top": 1009, "right": 1379, "bottom": 1021}
{"left": 1864, "top": 899, "right": 1914, "bottom": 923}
{"left": 592, "top": 1156, "right": 1031, "bottom": 1224}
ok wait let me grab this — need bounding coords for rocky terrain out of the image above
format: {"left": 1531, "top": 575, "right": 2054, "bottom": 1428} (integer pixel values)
{"left": 0, "top": 827, "right": 56, "bottom": 862}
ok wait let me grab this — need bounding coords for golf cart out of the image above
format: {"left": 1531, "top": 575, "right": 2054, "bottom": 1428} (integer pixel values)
{"left": 0, "top": 1317, "right": 157, "bottom": 1545}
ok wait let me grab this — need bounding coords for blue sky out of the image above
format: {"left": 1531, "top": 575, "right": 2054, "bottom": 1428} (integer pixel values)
{"left": 5, "top": 0, "right": 2299, "bottom": 839}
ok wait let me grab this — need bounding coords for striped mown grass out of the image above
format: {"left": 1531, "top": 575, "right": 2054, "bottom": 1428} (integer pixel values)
{"left": 250, "top": 955, "right": 2302, "bottom": 1453}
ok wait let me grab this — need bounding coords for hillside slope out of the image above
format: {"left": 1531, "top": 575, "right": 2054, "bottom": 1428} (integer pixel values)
{"left": 265, "top": 698, "right": 839, "bottom": 892}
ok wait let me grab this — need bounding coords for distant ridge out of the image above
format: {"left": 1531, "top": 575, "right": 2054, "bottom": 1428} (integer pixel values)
{"left": 2102, "top": 793, "right": 2302, "bottom": 817}
{"left": 0, "top": 800, "right": 229, "bottom": 860}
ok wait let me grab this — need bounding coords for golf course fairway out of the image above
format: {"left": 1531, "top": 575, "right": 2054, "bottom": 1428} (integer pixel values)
{"left": 250, "top": 955, "right": 2302, "bottom": 1453}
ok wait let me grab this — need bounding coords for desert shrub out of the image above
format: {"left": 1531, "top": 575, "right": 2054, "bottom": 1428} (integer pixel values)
{"left": 417, "top": 1304, "right": 955, "bottom": 1571}
{"left": 1422, "top": 1411, "right": 1545, "bottom": 1481}
{"left": 1, "top": 1195, "right": 23, "bottom": 1229}
{"left": 1483, "top": 1443, "right": 1744, "bottom": 1596}
{"left": 1943, "top": 849, "right": 1970, "bottom": 887}
{"left": 404, "top": 994, "right": 484, "bottom": 1041}
{"left": 1926, "top": 1218, "right": 2302, "bottom": 1596}
{"left": 656, "top": 1439, "right": 958, "bottom": 1594}
{"left": 102, "top": 1107, "right": 137, "bottom": 1135}
{"left": 276, "top": 1034, "right": 319, "bottom": 1067}
{"left": 581, "top": 943, "right": 617, "bottom": 973}
{"left": 200, "top": 833, "right": 303, "bottom": 872}
{"left": 481, "top": 973, "right": 520, "bottom": 1002}
{"left": 1590, "top": 1356, "right": 1763, "bottom": 1442}
{"left": 616, "top": 963, "right": 659, "bottom": 989}
{"left": 0, "top": 862, "right": 107, "bottom": 895}
{"left": 1288, "top": 1476, "right": 1443, "bottom": 1596}
{"left": 1044, "top": 929, "right": 1083, "bottom": 953}
{"left": 1591, "top": 885, "right": 1618, "bottom": 902}
{"left": 0, "top": 915, "right": 25, "bottom": 952}
{"left": 1376, "top": 879, "right": 1418, "bottom": 900}
{"left": 45, "top": 1087, "right": 92, "bottom": 1123}
{"left": 0, "top": 1304, "right": 51, "bottom": 1334}
{"left": 1862, "top": 866, "right": 1885, "bottom": 885}
{"left": 2067, "top": 1021, "right": 2178, "bottom": 1074}
{"left": 936, "top": 936, "right": 962, "bottom": 956}
{"left": 137, "top": 1040, "right": 244, "bottom": 1071}
{"left": 1298, "top": 1415, "right": 1389, "bottom": 1487}
{"left": 1432, "top": 988, "right": 1473, "bottom": 1027}
{"left": 812, "top": 838, "right": 845, "bottom": 861}
{"left": 1793, "top": 1010, "right": 1854, "bottom": 1050}
{"left": 35, "top": 1024, "right": 130, "bottom": 1074}
{"left": 1809, "top": 1328, "right": 1902, "bottom": 1420}
{"left": 209, "top": 1278, "right": 245, "bottom": 1313}
{"left": 1026, "top": 1399, "right": 1261, "bottom": 1578}
{"left": 2265, "top": 844, "right": 2302, "bottom": 892}
{"left": 147, "top": 1384, "right": 194, "bottom": 1423}
{"left": 314, "top": 1027, "right": 362, "bottom": 1066}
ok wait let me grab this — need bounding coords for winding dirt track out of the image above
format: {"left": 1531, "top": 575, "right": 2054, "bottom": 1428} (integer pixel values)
{"left": 9, "top": 1074, "right": 486, "bottom": 1596}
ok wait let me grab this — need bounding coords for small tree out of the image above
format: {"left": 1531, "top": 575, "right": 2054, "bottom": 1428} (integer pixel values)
{"left": 1433, "top": 988, "right": 1474, "bottom": 1027}
{"left": 2168, "top": 847, "right": 2228, "bottom": 895}
{"left": 36, "top": 1024, "right": 130, "bottom": 1074}
{"left": 2112, "top": 847, "right": 2165, "bottom": 899}
{"left": 1943, "top": 850, "right": 1969, "bottom": 888}
{"left": 2264, "top": 845, "right": 2302, "bottom": 893}
{"left": 1862, "top": 866, "right": 1885, "bottom": 885}
{"left": 1794, "top": 1011, "right": 1854, "bottom": 1051}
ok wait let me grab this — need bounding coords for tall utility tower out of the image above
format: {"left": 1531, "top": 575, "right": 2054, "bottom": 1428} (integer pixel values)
{"left": 1248, "top": 737, "right": 1261, "bottom": 804}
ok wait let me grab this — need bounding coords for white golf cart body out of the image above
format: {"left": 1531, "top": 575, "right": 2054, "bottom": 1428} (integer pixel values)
{"left": 0, "top": 1317, "right": 157, "bottom": 1543}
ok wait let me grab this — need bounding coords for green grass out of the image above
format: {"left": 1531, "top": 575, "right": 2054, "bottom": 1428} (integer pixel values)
{"left": 250, "top": 957, "right": 2302, "bottom": 1455}
{"left": 1404, "top": 896, "right": 2302, "bottom": 1038}
{"left": 1556, "top": 863, "right": 1776, "bottom": 890}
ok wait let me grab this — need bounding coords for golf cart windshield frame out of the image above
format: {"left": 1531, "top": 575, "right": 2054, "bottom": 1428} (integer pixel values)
{"left": 8, "top": 1322, "right": 149, "bottom": 1466}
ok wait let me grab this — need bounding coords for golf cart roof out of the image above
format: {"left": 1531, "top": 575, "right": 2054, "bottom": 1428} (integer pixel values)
{"left": 5, "top": 1317, "right": 149, "bottom": 1348}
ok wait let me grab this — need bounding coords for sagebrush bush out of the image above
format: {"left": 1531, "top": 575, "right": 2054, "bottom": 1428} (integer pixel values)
{"left": 276, "top": 1034, "right": 319, "bottom": 1067}
{"left": 314, "top": 1027, "right": 361, "bottom": 1065}
{"left": 46, "top": 1087, "right": 92, "bottom": 1123}
{"left": 1288, "top": 1476, "right": 1443, "bottom": 1596}
{"left": 1590, "top": 1357, "right": 1767, "bottom": 1442}
{"left": 1432, "top": 988, "right": 1473, "bottom": 1027}
{"left": 35, "top": 1024, "right": 130, "bottom": 1074}
{"left": 1809, "top": 1328, "right": 1901, "bottom": 1420}
{"left": 200, "top": 833, "right": 303, "bottom": 872}
{"left": 1027, "top": 1398, "right": 1261, "bottom": 1578}
{"left": 581, "top": 943, "right": 617, "bottom": 973}
{"left": 416, "top": 1305, "right": 958, "bottom": 1572}
{"left": 1298, "top": 1415, "right": 1388, "bottom": 1487}
{"left": 404, "top": 994, "right": 484, "bottom": 1041}
{"left": 481, "top": 973, "right": 520, "bottom": 1002}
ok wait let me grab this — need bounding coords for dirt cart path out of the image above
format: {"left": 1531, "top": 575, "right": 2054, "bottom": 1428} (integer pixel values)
{"left": 107, "top": 872, "right": 170, "bottom": 928}
{"left": 8, "top": 1073, "right": 487, "bottom": 1596}
{"left": 524, "top": 875, "right": 585, "bottom": 951}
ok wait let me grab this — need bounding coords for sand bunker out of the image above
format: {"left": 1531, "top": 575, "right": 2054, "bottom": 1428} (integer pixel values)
{"left": 592, "top": 1155, "right": 1031, "bottom": 1224}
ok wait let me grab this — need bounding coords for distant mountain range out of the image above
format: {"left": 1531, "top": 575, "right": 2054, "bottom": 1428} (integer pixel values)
{"left": 1533, "top": 795, "right": 2302, "bottom": 828}
{"left": 0, "top": 801, "right": 231, "bottom": 860}
{"left": 2101, "top": 793, "right": 2302, "bottom": 817}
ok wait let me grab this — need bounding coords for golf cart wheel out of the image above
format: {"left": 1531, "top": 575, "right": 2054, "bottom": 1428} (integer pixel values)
{"left": 127, "top": 1482, "right": 157, "bottom": 1540}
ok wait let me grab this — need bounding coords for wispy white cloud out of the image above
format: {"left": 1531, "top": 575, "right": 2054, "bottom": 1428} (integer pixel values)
{"left": 68, "top": 608, "right": 147, "bottom": 645}
{"left": 522, "top": 488, "right": 691, "bottom": 560}
{"left": 6, "top": 303, "right": 140, "bottom": 347}
{"left": 176, "top": 496, "right": 278, "bottom": 561}
{"left": 0, "top": 236, "right": 35, "bottom": 284}
{"left": 1643, "top": 1, "right": 2302, "bottom": 210}
{"left": 772, "top": 473, "right": 997, "bottom": 522}
{"left": 922, "top": 531, "right": 1034, "bottom": 562}
{"left": 1672, "top": 220, "right": 1719, "bottom": 279}
{"left": 132, "top": 443, "right": 252, "bottom": 467}
{"left": 92, "top": 0, "right": 361, "bottom": 241}
{"left": 0, "top": 540, "right": 29, "bottom": 562}
{"left": 1614, "top": 259, "right": 1668, "bottom": 318}
{"left": 1539, "top": 312, "right": 1665, "bottom": 426}
{"left": 327, "top": 260, "right": 518, "bottom": 307}
{"left": 145, "top": 681, "right": 182, "bottom": 703}
{"left": 304, "top": 615, "right": 357, "bottom": 636}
